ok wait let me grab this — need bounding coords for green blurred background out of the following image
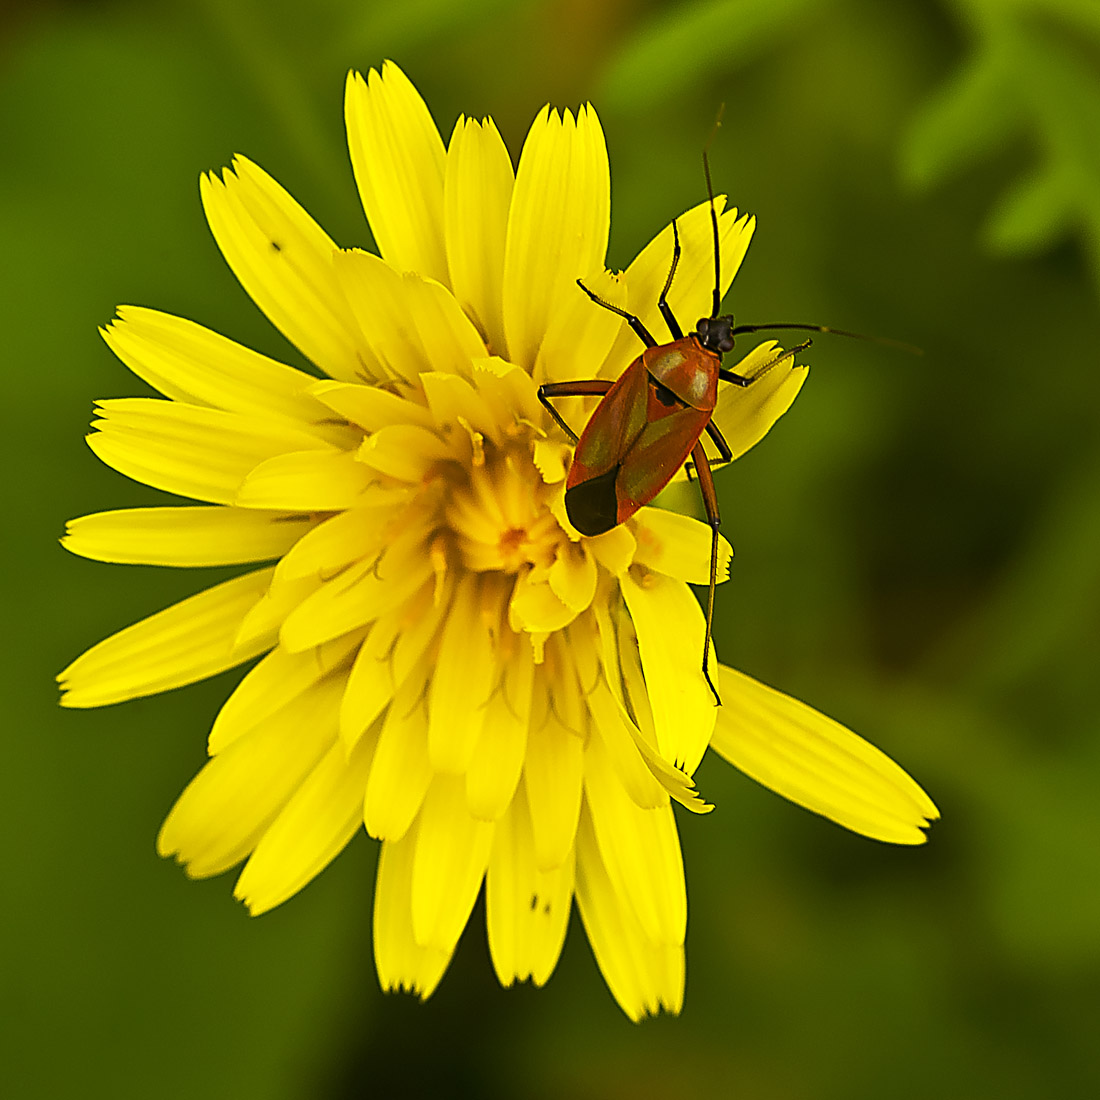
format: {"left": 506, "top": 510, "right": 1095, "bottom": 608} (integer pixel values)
{"left": 4, "top": 0, "right": 1100, "bottom": 1095}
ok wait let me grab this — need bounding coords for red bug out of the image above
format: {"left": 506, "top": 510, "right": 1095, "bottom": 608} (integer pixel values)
{"left": 538, "top": 165, "right": 844, "bottom": 705}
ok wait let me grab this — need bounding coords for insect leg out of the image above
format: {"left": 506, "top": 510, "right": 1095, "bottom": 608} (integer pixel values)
{"left": 704, "top": 421, "right": 733, "bottom": 462}
{"left": 690, "top": 437, "right": 723, "bottom": 706}
{"left": 684, "top": 422, "right": 733, "bottom": 480}
{"left": 718, "top": 367, "right": 753, "bottom": 387}
{"left": 575, "top": 279, "right": 658, "bottom": 348}
{"left": 719, "top": 338, "right": 812, "bottom": 388}
{"left": 656, "top": 219, "right": 684, "bottom": 341}
{"left": 537, "top": 379, "right": 614, "bottom": 442}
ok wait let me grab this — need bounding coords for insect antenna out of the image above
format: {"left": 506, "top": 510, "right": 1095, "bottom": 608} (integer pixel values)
{"left": 702, "top": 109, "right": 918, "bottom": 357}
{"left": 702, "top": 106, "right": 725, "bottom": 321}
{"left": 729, "top": 321, "right": 922, "bottom": 355}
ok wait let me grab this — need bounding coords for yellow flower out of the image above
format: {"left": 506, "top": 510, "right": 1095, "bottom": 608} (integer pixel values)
{"left": 58, "top": 62, "right": 937, "bottom": 1021}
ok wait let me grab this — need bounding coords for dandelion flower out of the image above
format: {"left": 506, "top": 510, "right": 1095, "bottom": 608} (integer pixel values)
{"left": 58, "top": 62, "right": 938, "bottom": 1020}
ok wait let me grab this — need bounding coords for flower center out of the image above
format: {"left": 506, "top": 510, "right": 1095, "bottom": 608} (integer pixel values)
{"left": 498, "top": 526, "right": 529, "bottom": 559}
{"left": 444, "top": 448, "right": 564, "bottom": 574}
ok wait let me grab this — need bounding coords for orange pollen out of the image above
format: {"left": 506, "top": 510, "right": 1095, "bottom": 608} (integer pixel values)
{"left": 498, "top": 527, "right": 529, "bottom": 558}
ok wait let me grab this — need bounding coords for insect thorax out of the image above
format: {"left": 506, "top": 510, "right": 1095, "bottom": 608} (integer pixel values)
{"left": 642, "top": 337, "right": 718, "bottom": 411}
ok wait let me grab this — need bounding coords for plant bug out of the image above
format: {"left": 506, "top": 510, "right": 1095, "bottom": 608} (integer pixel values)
{"left": 537, "top": 159, "right": 871, "bottom": 705}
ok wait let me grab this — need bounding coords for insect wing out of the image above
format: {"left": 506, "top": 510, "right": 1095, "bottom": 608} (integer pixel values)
{"left": 564, "top": 362, "right": 649, "bottom": 536}
{"left": 615, "top": 399, "right": 710, "bottom": 523}
{"left": 567, "top": 360, "right": 649, "bottom": 489}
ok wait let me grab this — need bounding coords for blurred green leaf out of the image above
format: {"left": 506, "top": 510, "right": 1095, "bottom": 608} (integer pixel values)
{"left": 597, "top": 0, "right": 830, "bottom": 113}
{"left": 987, "top": 746, "right": 1100, "bottom": 969}
{"left": 928, "top": 447, "right": 1100, "bottom": 698}
{"left": 983, "top": 162, "right": 1072, "bottom": 252}
{"left": 190, "top": 0, "right": 349, "bottom": 211}
{"left": 900, "top": 48, "right": 1020, "bottom": 190}
{"left": 902, "top": 0, "right": 1100, "bottom": 288}
{"left": 336, "top": 0, "right": 530, "bottom": 59}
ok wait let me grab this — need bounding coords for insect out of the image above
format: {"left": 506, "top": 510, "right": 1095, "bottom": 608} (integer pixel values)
{"left": 538, "top": 161, "right": 858, "bottom": 705}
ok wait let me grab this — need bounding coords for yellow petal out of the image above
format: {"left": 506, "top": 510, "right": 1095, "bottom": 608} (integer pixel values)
{"left": 502, "top": 104, "right": 610, "bottom": 372}
{"left": 428, "top": 574, "right": 497, "bottom": 774}
{"left": 279, "top": 520, "right": 434, "bottom": 652}
{"left": 620, "top": 567, "right": 717, "bottom": 774}
{"left": 535, "top": 267, "right": 626, "bottom": 388}
{"left": 584, "top": 734, "right": 686, "bottom": 946}
{"left": 509, "top": 569, "right": 576, "bottom": 634}
{"left": 597, "top": 599, "right": 714, "bottom": 814}
{"left": 444, "top": 115, "right": 514, "bottom": 357}
{"left": 631, "top": 506, "right": 732, "bottom": 585}
{"left": 523, "top": 677, "right": 584, "bottom": 870}
{"left": 356, "top": 423, "right": 451, "bottom": 482}
{"left": 273, "top": 505, "right": 395, "bottom": 584}
{"left": 374, "top": 830, "right": 452, "bottom": 998}
{"left": 62, "top": 506, "right": 312, "bottom": 567}
{"left": 341, "top": 579, "right": 449, "bottom": 748}
{"left": 420, "top": 372, "right": 500, "bottom": 445}
{"left": 586, "top": 682, "right": 668, "bottom": 810}
{"left": 545, "top": 630, "right": 587, "bottom": 736}
{"left": 200, "top": 157, "right": 374, "bottom": 382}
{"left": 574, "top": 805, "right": 684, "bottom": 1021}
{"left": 345, "top": 64, "right": 448, "bottom": 283}
{"left": 584, "top": 524, "right": 636, "bottom": 576}
{"left": 235, "top": 449, "right": 381, "bottom": 511}
{"left": 470, "top": 356, "right": 543, "bottom": 429}
{"left": 621, "top": 726, "right": 713, "bottom": 815}
{"left": 89, "top": 396, "right": 331, "bottom": 455}
{"left": 711, "top": 664, "right": 939, "bottom": 844}
{"left": 392, "top": 568, "right": 455, "bottom": 687}
{"left": 411, "top": 774, "right": 495, "bottom": 951}
{"left": 310, "top": 379, "right": 435, "bottom": 432}
{"left": 363, "top": 665, "right": 433, "bottom": 842}
{"left": 234, "top": 705, "right": 379, "bottom": 915}
{"left": 486, "top": 784, "right": 574, "bottom": 987}
{"left": 339, "top": 616, "right": 400, "bottom": 750}
{"left": 234, "top": 572, "right": 321, "bottom": 649}
{"left": 156, "top": 675, "right": 341, "bottom": 877}
{"left": 532, "top": 438, "right": 570, "bottom": 486}
{"left": 208, "top": 633, "right": 362, "bottom": 754}
{"left": 333, "top": 249, "right": 486, "bottom": 386}
{"left": 101, "top": 307, "right": 341, "bottom": 433}
{"left": 396, "top": 265, "right": 491, "bottom": 378}
{"left": 601, "top": 200, "right": 753, "bottom": 383}
{"left": 713, "top": 340, "right": 809, "bottom": 460}
{"left": 87, "top": 398, "right": 328, "bottom": 505}
{"left": 58, "top": 567, "right": 276, "bottom": 708}
{"left": 569, "top": 617, "right": 667, "bottom": 810}
{"left": 669, "top": 339, "right": 809, "bottom": 484}
{"left": 466, "top": 636, "right": 533, "bottom": 820}
{"left": 548, "top": 541, "right": 597, "bottom": 612}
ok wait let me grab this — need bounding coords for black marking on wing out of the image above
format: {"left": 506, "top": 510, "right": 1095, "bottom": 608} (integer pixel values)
{"left": 565, "top": 464, "right": 620, "bottom": 536}
{"left": 653, "top": 380, "right": 678, "bottom": 406}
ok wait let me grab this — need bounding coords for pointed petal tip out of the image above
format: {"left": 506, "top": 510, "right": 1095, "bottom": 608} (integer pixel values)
{"left": 154, "top": 827, "right": 175, "bottom": 861}
{"left": 880, "top": 814, "right": 937, "bottom": 846}
{"left": 711, "top": 663, "right": 940, "bottom": 845}
{"left": 233, "top": 883, "right": 271, "bottom": 917}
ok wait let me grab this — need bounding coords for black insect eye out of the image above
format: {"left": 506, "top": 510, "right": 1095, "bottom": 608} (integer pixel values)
{"left": 719, "top": 335, "right": 735, "bottom": 353}
{"left": 696, "top": 318, "right": 710, "bottom": 340}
